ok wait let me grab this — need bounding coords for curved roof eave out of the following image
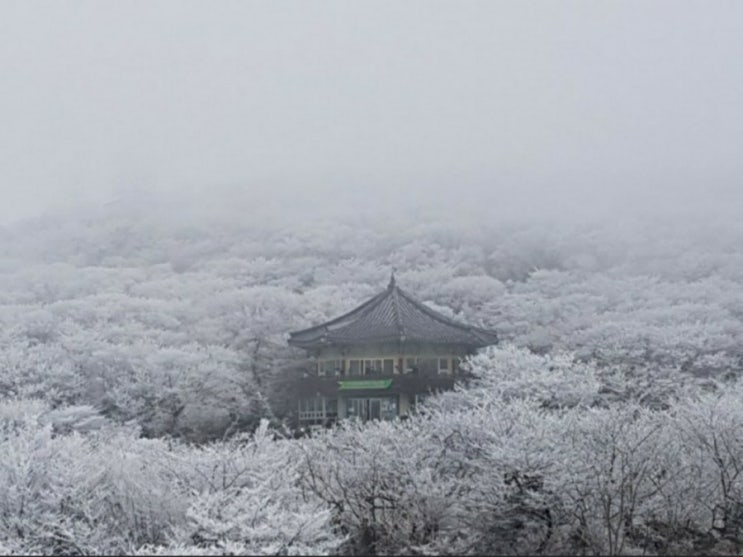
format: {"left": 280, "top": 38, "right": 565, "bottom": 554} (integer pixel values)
{"left": 288, "top": 282, "right": 498, "bottom": 349}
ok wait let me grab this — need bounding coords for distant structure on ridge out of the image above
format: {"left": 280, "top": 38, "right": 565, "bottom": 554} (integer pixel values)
{"left": 288, "top": 274, "right": 498, "bottom": 426}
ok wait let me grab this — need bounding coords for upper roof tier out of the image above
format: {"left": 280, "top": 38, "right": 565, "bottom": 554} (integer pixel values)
{"left": 289, "top": 276, "right": 498, "bottom": 350}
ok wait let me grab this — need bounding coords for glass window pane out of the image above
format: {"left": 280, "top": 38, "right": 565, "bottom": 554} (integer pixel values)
{"left": 418, "top": 358, "right": 438, "bottom": 374}
{"left": 319, "top": 360, "right": 342, "bottom": 375}
{"left": 349, "top": 398, "right": 367, "bottom": 419}
{"left": 349, "top": 360, "right": 361, "bottom": 376}
{"left": 380, "top": 397, "right": 397, "bottom": 420}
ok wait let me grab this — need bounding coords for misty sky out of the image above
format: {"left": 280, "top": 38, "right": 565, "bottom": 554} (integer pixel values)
{"left": 1, "top": 1, "right": 742, "bottom": 224}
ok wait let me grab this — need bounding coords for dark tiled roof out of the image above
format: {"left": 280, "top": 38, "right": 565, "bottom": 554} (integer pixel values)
{"left": 289, "top": 277, "right": 498, "bottom": 350}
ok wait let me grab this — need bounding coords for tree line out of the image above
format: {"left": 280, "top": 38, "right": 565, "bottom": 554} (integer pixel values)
{"left": 0, "top": 200, "right": 742, "bottom": 553}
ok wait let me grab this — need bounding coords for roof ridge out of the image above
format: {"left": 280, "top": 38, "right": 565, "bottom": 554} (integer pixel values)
{"left": 396, "top": 287, "right": 477, "bottom": 331}
{"left": 288, "top": 289, "right": 388, "bottom": 338}
{"left": 390, "top": 285, "right": 406, "bottom": 340}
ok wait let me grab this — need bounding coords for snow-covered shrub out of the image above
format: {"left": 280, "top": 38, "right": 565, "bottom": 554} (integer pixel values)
{"left": 662, "top": 382, "right": 743, "bottom": 552}
{"left": 433, "top": 344, "right": 602, "bottom": 412}
{"left": 153, "top": 420, "right": 343, "bottom": 556}
{"left": 548, "top": 405, "right": 671, "bottom": 555}
{"left": 299, "top": 418, "right": 464, "bottom": 554}
{"left": 0, "top": 398, "right": 184, "bottom": 555}
{"left": 297, "top": 399, "right": 569, "bottom": 555}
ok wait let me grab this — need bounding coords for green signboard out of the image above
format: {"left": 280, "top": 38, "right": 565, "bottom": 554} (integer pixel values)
{"left": 338, "top": 379, "right": 393, "bottom": 390}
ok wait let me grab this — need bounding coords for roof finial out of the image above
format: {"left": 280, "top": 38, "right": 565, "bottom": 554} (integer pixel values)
{"left": 388, "top": 268, "right": 397, "bottom": 289}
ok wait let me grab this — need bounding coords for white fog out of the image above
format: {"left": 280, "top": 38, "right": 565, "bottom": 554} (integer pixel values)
{"left": 1, "top": 2, "right": 743, "bottom": 556}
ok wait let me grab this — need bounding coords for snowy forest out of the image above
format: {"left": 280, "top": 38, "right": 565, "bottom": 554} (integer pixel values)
{"left": 1, "top": 194, "right": 743, "bottom": 555}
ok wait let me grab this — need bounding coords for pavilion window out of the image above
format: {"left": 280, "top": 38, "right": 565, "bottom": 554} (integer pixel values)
{"left": 299, "top": 397, "right": 322, "bottom": 413}
{"left": 344, "top": 358, "right": 396, "bottom": 376}
{"left": 348, "top": 359, "right": 362, "bottom": 376}
{"left": 438, "top": 357, "right": 450, "bottom": 374}
{"left": 380, "top": 397, "right": 398, "bottom": 420}
{"left": 358, "top": 359, "right": 386, "bottom": 375}
{"left": 417, "top": 358, "right": 438, "bottom": 375}
{"left": 347, "top": 396, "right": 397, "bottom": 421}
{"left": 319, "top": 359, "right": 343, "bottom": 376}
{"left": 298, "top": 397, "right": 326, "bottom": 421}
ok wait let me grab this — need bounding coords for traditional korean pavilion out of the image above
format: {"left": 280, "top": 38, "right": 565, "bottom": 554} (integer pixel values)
{"left": 288, "top": 274, "right": 498, "bottom": 425}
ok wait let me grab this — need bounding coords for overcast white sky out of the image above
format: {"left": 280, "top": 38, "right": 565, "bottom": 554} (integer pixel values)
{"left": 1, "top": 1, "right": 742, "bottom": 224}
